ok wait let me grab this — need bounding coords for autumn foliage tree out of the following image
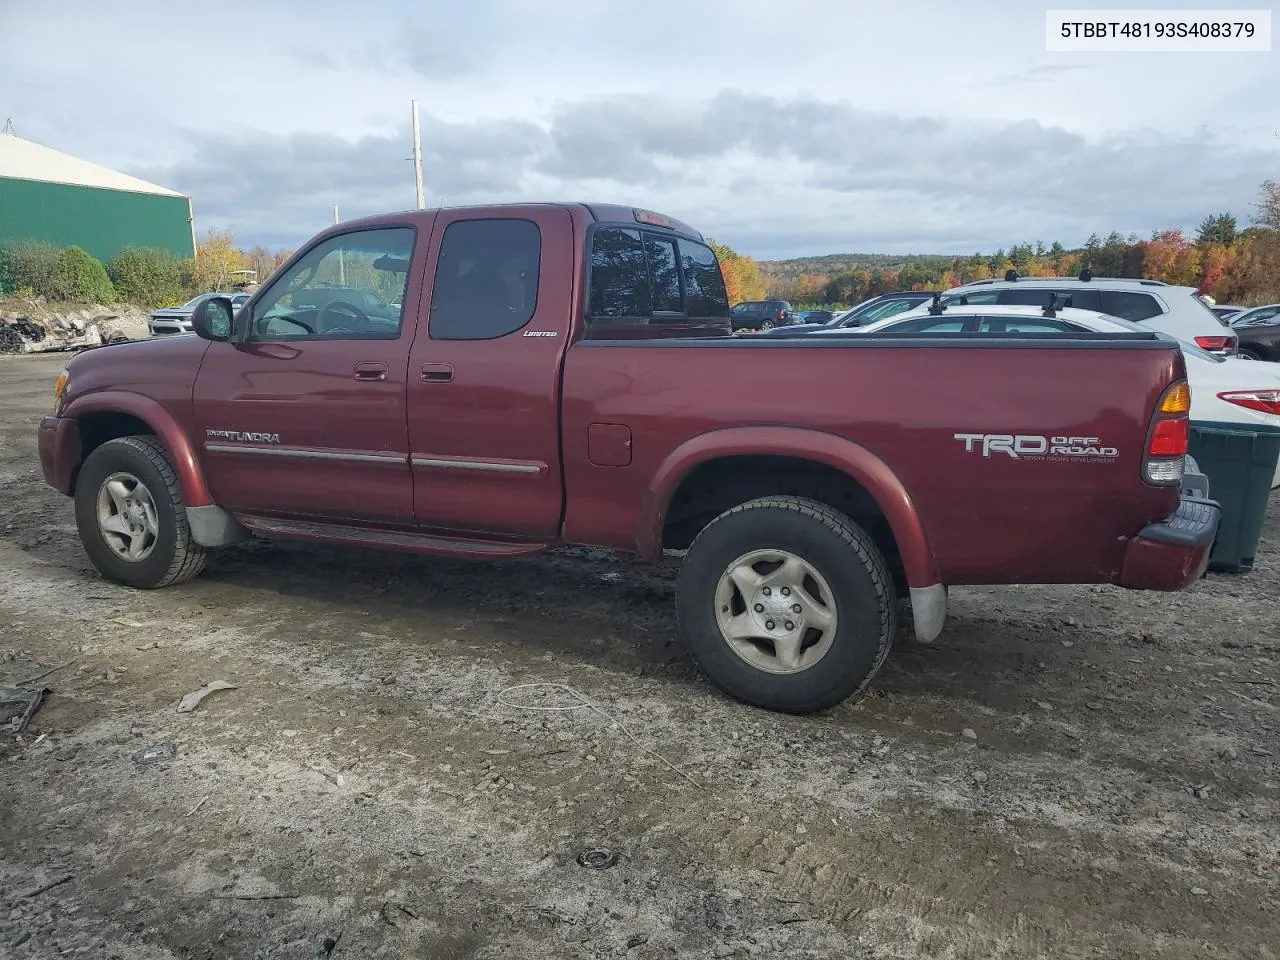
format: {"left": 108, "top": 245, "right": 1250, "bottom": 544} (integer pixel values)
{"left": 708, "top": 240, "right": 766, "bottom": 304}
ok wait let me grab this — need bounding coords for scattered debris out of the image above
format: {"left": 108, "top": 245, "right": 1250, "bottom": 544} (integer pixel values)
{"left": 961, "top": 728, "right": 978, "bottom": 740}
{"left": 131, "top": 742, "right": 176, "bottom": 765}
{"left": 1190, "top": 887, "right": 1209, "bottom": 897}
{"left": 211, "top": 892, "right": 299, "bottom": 901}
{"left": 16, "top": 658, "right": 76, "bottom": 686}
{"left": 972, "top": 770, "right": 989, "bottom": 784}
{"left": 1036, "top": 701, "right": 1054, "bottom": 711}
{"left": 186, "top": 794, "right": 211, "bottom": 817}
{"left": 0, "top": 685, "right": 46, "bottom": 733}
{"left": 626, "top": 933, "right": 649, "bottom": 949}
{"left": 18, "top": 874, "right": 74, "bottom": 899}
{"left": 597, "top": 572, "right": 623, "bottom": 583}
{"left": 576, "top": 848, "right": 618, "bottom": 869}
{"left": 1194, "top": 784, "right": 1213, "bottom": 800}
{"left": 381, "top": 901, "right": 418, "bottom": 927}
{"left": 177, "top": 679, "right": 237, "bottom": 713}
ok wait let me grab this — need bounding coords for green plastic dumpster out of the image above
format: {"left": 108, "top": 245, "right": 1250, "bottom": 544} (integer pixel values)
{"left": 1186, "top": 421, "right": 1280, "bottom": 573}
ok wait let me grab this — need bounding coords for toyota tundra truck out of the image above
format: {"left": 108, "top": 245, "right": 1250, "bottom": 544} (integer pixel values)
{"left": 38, "top": 202, "right": 1219, "bottom": 713}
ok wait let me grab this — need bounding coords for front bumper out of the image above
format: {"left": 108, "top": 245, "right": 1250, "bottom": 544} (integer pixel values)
{"left": 149, "top": 317, "right": 193, "bottom": 336}
{"left": 1117, "top": 495, "right": 1220, "bottom": 590}
{"left": 38, "top": 415, "right": 80, "bottom": 495}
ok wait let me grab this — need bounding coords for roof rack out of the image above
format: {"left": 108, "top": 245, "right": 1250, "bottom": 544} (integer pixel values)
{"left": 1004, "top": 269, "right": 1019, "bottom": 282}
{"left": 927, "top": 292, "right": 946, "bottom": 316}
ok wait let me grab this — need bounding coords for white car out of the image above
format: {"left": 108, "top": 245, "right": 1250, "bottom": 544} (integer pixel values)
{"left": 851, "top": 303, "right": 1280, "bottom": 485}
{"left": 934, "top": 273, "right": 1238, "bottom": 356}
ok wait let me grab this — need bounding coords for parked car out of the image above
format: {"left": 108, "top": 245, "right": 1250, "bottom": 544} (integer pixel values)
{"left": 859, "top": 302, "right": 1280, "bottom": 486}
{"left": 729, "top": 299, "right": 794, "bottom": 331}
{"left": 829, "top": 291, "right": 938, "bottom": 328}
{"left": 149, "top": 292, "right": 251, "bottom": 337}
{"left": 1229, "top": 304, "right": 1280, "bottom": 360}
{"left": 937, "top": 274, "right": 1238, "bottom": 355}
{"left": 39, "top": 202, "right": 1216, "bottom": 714}
{"left": 1212, "top": 305, "right": 1247, "bottom": 321}
{"left": 799, "top": 310, "right": 834, "bottom": 324}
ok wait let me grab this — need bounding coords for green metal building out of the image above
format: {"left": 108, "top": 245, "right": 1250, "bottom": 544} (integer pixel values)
{"left": 0, "top": 132, "right": 195, "bottom": 261}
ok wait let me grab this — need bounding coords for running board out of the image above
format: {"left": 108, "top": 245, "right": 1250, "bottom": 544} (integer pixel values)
{"left": 237, "top": 516, "right": 550, "bottom": 558}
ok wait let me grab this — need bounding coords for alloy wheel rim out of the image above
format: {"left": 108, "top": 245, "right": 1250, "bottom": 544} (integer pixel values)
{"left": 96, "top": 471, "right": 159, "bottom": 562}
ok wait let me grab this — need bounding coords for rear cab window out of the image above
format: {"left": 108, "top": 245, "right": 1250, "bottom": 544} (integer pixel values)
{"left": 1099, "top": 291, "right": 1163, "bottom": 322}
{"left": 586, "top": 226, "right": 729, "bottom": 337}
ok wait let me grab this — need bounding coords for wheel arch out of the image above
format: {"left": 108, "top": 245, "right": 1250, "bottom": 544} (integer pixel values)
{"left": 63, "top": 392, "right": 212, "bottom": 507}
{"left": 638, "top": 426, "right": 939, "bottom": 591}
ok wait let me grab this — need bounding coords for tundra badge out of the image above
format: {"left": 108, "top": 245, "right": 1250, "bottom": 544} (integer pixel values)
{"left": 206, "top": 429, "right": 282, "bottom": 444}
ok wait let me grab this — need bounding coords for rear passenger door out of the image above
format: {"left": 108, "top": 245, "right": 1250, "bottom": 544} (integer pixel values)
{"left": 406, "top": 207, "right": 574, "bottom": 541}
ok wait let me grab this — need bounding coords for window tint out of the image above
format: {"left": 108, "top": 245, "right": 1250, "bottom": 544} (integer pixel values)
{"left": 1100, "top": 291, "right": 1162, "bottom": 322}
{"left": 429, "top": 219, "right": 541, "bottom": 340}
{"left": 588, "top": 228, "right": 652, "bottom": 320}
{"left": 250, "top": 227, "right": 414, "bottom": 341}
{"left": 1243, "top": 307, "right": 1279, "bottom": 325}
{"left": 994, "top": 288, "right": 1102, "bottom": 311}
{"left": 646, "top": 236, "right": 681, "bottom": 312}
{"left": 680, "top": 239, "right": 729, "bottom": 318}
{"left": 862, "top": 299, "right": 922, "bottom": 323}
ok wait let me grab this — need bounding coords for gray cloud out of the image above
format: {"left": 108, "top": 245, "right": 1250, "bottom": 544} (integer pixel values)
{"left": 133, "top": 92, "right": 1278, "bottom": 257}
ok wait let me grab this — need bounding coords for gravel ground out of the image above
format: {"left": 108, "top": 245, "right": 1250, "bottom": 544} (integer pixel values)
{"left": 1, "top": 353, "right": 1277, "bottom": 959}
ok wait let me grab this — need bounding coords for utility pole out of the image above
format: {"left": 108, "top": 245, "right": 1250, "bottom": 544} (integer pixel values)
{"left": 333, "top": 203, "right": 340, "bottom": 224}
{"left": 411, "top": 99, "right": 425, "bottom": 209}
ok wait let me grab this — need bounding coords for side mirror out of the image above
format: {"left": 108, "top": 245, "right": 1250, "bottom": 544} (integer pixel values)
{"left": 191, "top": 296, "right": 234, "bottom": 342}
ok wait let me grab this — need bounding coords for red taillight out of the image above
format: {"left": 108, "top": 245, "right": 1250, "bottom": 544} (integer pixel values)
{"left": 1148, "top": 417, "right": 1188, "bottom": 457}
{"left": 1218, "top": 390, "right": 1280, "bottom": 416}
{"left": 1195, "top": 335, "right": 1237, "bottom": 352}
{"left": 1144, "top": 380, "right": 1190, "bottom": 484}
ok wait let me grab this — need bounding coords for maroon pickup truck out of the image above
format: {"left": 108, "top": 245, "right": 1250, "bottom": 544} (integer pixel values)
{"left": 38, "top": 202, "right": 1219, "bottom": 713}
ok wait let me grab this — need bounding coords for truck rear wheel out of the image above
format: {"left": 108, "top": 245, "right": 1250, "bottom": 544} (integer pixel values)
{"left": 676, "top": 496, "right": 895, "bottom": 713}
{"left": 73, "top": 436, "right": 208, "bottom": 589}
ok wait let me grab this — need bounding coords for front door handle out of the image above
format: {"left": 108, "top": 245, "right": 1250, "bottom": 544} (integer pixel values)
{"left": 353, "top": 361, "right": 388, "bottom": 382}
{"left": 421, "top": 363, "right": 454, "bottom": 383}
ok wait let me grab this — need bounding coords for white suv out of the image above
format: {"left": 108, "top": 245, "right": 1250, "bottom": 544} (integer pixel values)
{"left": 938, "top": 273, "right": 1237, "bottom": 355}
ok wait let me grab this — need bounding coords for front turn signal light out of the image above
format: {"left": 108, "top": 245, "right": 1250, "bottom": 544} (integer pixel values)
{"left": 53, "top": 371, "right": 69, "bottom": 412}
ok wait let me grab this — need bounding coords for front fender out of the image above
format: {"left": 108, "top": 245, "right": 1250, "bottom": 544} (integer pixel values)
{"left": 62, "top": 391, "right": 213, "bottom": 507}
{"left": 637, "top": 425, "right": 939, "bottom": 589}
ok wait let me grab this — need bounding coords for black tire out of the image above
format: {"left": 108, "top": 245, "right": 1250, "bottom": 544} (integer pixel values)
{"left": 759, "top": 319, "right": 774, "bottom": 331}
{"left": 676, "top": 496, "right": 896, "bottom": 714}
{"left": 1237, "top": 347, "right": 1262, "bottom": 361}
{"left": 74, "top": 435, "right": 208, "bottom": 588}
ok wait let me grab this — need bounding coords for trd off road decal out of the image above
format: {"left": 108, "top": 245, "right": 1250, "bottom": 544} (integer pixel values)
{"left": 954, "top": 434, "right": 1118, "bottom": 461}
{"left": 206, "top": 429, "right": 282, "bottom": 444}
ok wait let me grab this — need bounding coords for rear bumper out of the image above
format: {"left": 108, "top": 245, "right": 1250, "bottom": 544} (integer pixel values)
{"left": 1117, "top": 495, "right": 1220, "bottom": 591}
{"left": 38, "top": 415, "right": 80, "bottom": 495}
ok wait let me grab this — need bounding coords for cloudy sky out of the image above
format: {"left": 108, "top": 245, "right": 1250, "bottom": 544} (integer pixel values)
{"left": 2, "top": 0, "right": 1277, "bottom": 257}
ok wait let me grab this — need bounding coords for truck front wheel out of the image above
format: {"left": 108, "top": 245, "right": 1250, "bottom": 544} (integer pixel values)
{"left": 676, "top": 496, "right": 895, "bottom": 713}
{"left": 73, "top": 436, "right": 208, "bottom": 589}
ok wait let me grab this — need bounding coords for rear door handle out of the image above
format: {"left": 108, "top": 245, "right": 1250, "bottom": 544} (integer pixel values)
{"left": 353, "top": 361, "right": 388, "bottom": 382}
{"left": 421, "top": 363, "right": 454, "bottom": 383}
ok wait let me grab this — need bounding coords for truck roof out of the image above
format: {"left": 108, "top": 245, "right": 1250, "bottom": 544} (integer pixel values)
{"left": 320, "top": 202, "right": 705, "bottom": 242}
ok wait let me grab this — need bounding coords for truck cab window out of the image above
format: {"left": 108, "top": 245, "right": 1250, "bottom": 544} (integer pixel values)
{"left": 681, "top": 239, "right": 729, "bottom": 318}
{"left": 429, "top": 219, "right": 542, "bottom": 340}
{"left": 249, "top": 227, "right": 414, "bottom": 341}
{"left": 588, "top": 228, "right": 652, "bottom": 321}
{"left": 645, "top": 236, "right": 681, "bottom": 313}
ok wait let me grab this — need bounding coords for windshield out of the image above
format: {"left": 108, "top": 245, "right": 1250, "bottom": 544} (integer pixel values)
{"left": 181, "top": 295, "right": 211, "bottom": 308}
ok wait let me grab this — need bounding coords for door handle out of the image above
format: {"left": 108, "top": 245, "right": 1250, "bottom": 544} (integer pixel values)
{"left": 421, "top": 363, "right": 454, "bottom": 383}
{"left": 353, "top": 362, "right": 388, "bottom": 382}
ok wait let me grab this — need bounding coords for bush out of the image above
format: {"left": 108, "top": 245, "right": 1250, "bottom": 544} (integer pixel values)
{"left": 0, "top": 241, "right": 60, "bottom": 298}
{"left": 48, "top": 246, "right": 115, "bottom": 304}
{"left": 107, "top": 247, "right": 193, "bottom": 308}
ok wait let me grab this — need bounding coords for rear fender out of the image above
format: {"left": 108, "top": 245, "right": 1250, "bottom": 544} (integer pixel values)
{"left": 638, "top": 426, "right": 940, "bottom": 590}
{"left": 63, "top": 391, "right": 213, "bottom": 507}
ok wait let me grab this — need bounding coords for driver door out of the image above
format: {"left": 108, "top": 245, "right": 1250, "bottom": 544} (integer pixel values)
{"left": 193, "top": 224, "right": 424, "bottom": 525}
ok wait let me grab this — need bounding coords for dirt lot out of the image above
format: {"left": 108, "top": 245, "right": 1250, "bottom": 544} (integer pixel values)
{"left": 1, "top": 352, "right": 1277, "bottom": 959}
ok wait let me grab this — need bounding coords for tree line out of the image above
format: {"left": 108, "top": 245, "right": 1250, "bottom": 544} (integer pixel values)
{"left": 763, "top": 179, "right": 1280, "bottom": 309}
